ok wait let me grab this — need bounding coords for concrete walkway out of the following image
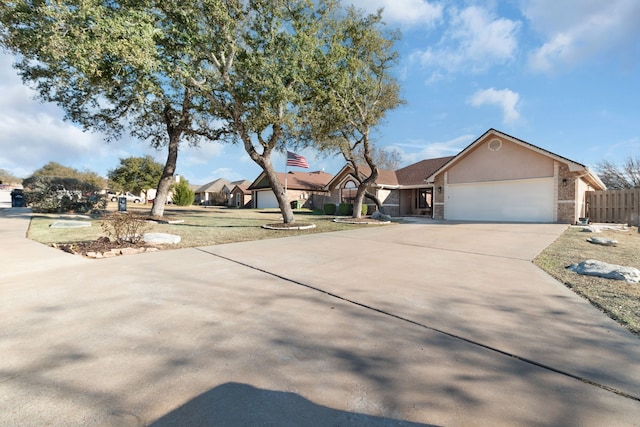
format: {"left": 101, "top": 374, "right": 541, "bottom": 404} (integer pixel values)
{"left": 1, "top": 209, "right": 639, "bottom": 426}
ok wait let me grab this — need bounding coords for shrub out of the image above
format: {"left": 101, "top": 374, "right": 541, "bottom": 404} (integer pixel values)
{"left": 172, "top": 179, "right": 195, "bottom": 206}
{"left": 323, "top": 203, "right": 337, "bottom": 215}
{"left": 338, "top": 203, "right": 353, "bottom": 216}
{"left": 101, "top": 212, "right": 148, "bottom": 244}
{"left": 24, "top": 176, "right": 106, "bottom": 213}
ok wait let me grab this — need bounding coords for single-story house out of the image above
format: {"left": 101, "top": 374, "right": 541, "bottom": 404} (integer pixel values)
{"left": 325, "top": 129, "right": 606, "bottom": 223}
{"left": 248, "top": 170, "right": 333, "bottom": 209}
{"left": 224, "top": 180, "right": 251, "bottom": 206}
{"left": 194, "top": 178, "right": 251, "bottom": 206}
{"left": 228, "top": 183, "right": 252, "bottom": 208}
{"left": 194, "top": 178, "right": 231, "bottom": 205}
{"left": 324, "top": 156, "right": 453, "bottom": 216}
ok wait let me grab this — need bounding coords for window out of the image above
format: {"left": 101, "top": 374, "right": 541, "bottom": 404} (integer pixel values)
{"left": 341, "top": 180, "right": 357, "bottom": 203}
{"left": 417, "top": 188, "right": 432, "bottom": 209}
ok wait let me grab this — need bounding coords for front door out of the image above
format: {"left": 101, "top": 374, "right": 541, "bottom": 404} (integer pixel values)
{"left": 417, "top": 188, "right": 433, "bottom": 217}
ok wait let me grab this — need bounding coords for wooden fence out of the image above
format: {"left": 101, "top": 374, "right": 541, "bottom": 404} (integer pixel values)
{"left": 585, "top": 189, "right": 640, "bottom": 225}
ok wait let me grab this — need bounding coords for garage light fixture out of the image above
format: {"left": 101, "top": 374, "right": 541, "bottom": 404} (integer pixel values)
{"left": 562, "top": 178, "right": 568, "bottom": 186}
{"left": 437, "top": 186, "right": 442, "bottom": 193}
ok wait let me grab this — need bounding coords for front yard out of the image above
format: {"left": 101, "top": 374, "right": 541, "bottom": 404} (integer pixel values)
{"left": 534, "top": 226, "right": 640, "bottom": 335}
{"left": 26, "top": 203, "right": 388, "bottom": 250}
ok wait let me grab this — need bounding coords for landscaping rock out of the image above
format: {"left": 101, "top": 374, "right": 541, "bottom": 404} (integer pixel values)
{"left": 143, "top": 232, "right": 181, "bottom": 245}
{"left": 566, "top": 259, "right": 640, "bottom": 284}
{"left": 581, "top": 226, "right": 600, "bottom": 233}
{"left": 50, "top": 220, "right": 91, "bottom": 229}
{"left": 371, "top": 210, "right": 391, "bottom": 221}
{"left": 586, "top": 237, "right": 618, "bottom": 246}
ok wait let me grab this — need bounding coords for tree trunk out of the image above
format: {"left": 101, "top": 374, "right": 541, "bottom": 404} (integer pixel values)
{"left": 262, "top": 162, "right": 295, "bottom": 223}
{"left": 365, "top": 191, "right": 382, "bottom": 211}
{"left": 353, "top": 136, "right": 379, "bottom": 219}
{"left": 352, "top": 184, "right": 367, "bottom": 219}
{"left": 151, "top": 132, "right": 179, "bottom": 217}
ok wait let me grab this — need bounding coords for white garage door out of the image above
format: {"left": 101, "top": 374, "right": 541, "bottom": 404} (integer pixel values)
{"left": 255, "top": 190, "right": 279, "bottom": 208}
{"left": 446, "top": 178, "right": 554, "bottom": 222}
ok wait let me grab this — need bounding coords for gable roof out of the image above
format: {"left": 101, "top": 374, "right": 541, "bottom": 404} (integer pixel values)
{"left": 230, "top": 183, "right": 251, "bottom": 194}
{"left": 425, "top": 128, "right": 606, "bottom": 189}
{"left": 195, "top": 178, "right": 231, "bottom": 193}
{"left": 395, "top": 156, "right": 455, "bottom": 187}
{"left": 248, "top": 170, "right": 333, "bottom": 191}
{"left": 326, "top": 156, "right": 455, "bottom": 190}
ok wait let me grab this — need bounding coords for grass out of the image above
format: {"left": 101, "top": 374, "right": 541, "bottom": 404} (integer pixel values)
{"left": 534, "top": 225, "right": 640, "bottom": 335}
{"left": 26, "top": 202, "right": 385, "bottom": 250}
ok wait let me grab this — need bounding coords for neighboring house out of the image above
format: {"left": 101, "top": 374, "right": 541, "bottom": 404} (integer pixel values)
{"left": 324, "top": 156, "right": 453, "bottom": 217}
{"left": 426, "top": 128, "right": 606, "bottom": 223}
{"left": 194, "top": 178, "right": 231, "bottom": 205}
{"left": 229, "top": 183, "right": 252, "bottom": 208}
{"left": 248, "top": 170, "right": 333, "bottom": 209}
{"left": 224, "top": 180, "right": 251, "bottom": 206}
{"left": 325, "top": 128, "right": 606, "bottom": 223}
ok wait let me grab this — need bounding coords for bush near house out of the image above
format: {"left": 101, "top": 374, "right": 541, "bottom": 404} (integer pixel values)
{"left": 324, "top": 203, "right": 337, "bottom": 215}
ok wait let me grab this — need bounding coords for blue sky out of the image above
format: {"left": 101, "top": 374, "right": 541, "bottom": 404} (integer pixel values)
{"left": 1, "top": 0, "right": 639, "bottom": 186}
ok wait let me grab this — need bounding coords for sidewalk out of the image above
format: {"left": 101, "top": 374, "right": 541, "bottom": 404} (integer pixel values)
{"left": 1, "top": 211, "right": 639, "bottom": 426}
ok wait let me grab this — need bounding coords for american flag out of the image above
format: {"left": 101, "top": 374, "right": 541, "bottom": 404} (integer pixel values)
{"left": 286, "top": 151, "right": 309, "bottom": 168}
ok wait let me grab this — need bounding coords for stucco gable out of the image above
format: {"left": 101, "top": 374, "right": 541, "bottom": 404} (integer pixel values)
{"left": 425, "top": 128, "right": 605, "bottom": 189}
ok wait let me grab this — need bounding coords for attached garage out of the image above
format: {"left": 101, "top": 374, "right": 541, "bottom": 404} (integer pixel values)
{"left": 427, "top": 129, "right": 606, "bottom": 224}
{"left": 253, "top": 190, "right": 279, "bottom": 209}
{"left": 446, "top": 178, "right": 555, "bottom": 222}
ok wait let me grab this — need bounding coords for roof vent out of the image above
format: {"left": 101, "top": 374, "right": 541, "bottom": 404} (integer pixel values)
{"left": 488, "top": 139, "right": 502, "bottom": 151}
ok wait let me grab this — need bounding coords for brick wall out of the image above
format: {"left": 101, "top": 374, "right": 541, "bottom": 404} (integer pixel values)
{"left": 557, "top": 163, "right": 578, "bottom": 223}
{"left": 432, "top": 174, "right": 445, "bottom": 220}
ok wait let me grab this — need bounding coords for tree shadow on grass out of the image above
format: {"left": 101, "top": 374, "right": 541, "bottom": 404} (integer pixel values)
{"left": 150, "top": 382, "right": 437, "bottom": 427}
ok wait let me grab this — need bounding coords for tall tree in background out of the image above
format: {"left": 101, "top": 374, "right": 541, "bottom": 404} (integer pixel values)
{"left": 187, "top": 0, "right": 339, "bottom": 224}
{"left": 23, "top": 161, "right": 105, "bottom": 192}
{"left": 302, "top": 7, "right": 403, "bottom": 218}
{"left": 108, "top": 156, "right": 164, "bottom": 201}
{"left": 0, "top": 1, "right": 227, "bottom": 217}
{"left": 595, "top": 157, "right": 640, "bottom": 189}
{"left": 0, "top": 169, "right": 22, "bottom": 185}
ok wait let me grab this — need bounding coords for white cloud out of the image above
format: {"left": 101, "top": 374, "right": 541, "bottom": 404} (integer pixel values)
{"left": 392, "top": 134, "right": 472, "bottom": 165}
{"left": 347, "top": 0, "right": 443, "bottom": 27}
{"left": 524, "top": 0, "right": 640, "bottom": 72}
{"left": 412, "top": 6, "right": 520, "bottom": 77}
{"left": 180, "top": 142, "right": 226, "bottom": 167}
{"left": 468, "top": 88, "right": 521, "bottom": 124}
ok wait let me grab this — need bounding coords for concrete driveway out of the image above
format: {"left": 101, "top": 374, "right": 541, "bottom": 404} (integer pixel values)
{"left": 1, "top": 211, "right": 639, "bottom": 426}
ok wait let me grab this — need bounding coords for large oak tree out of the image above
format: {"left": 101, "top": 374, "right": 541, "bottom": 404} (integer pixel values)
{"left": 302, "top": 7, "right": 403, "bottom": 218}
{"left": 187, "top": 0, "right": 340, "bottom": 223}
{"left": 0, "top": 0, "right": 226, "bottom": 217}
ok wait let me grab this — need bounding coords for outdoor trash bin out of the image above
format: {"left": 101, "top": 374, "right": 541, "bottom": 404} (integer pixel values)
{"left": 118, "top": 197, "right": 127, "bottom": 212}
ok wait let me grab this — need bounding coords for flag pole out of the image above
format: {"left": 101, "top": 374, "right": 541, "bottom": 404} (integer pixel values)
{"left": 284, "top": 150, "right": 288, "bottom": 195}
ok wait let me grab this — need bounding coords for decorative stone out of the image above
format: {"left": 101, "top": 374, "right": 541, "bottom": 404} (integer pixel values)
{"left": 586, "top": 237, "right": 618, "bottom": 246}
{"left": 371, "top": 210, "right": 391, "bottom": 221}
{"left": 566, "top": 259, "right": 640, "bottom": 284}
{"left": 50, "top": 220, "right": 91, "bottom": 229}
{"left": 143, "top": 232, "right": 181, "bottom": 244}
{"left": 581, "top": 226, "right": 600, "bottom": 233}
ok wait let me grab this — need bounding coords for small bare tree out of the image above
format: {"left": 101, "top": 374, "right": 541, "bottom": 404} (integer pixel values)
{"left": 596, "top": 157, "right": 640, "bottom": 189}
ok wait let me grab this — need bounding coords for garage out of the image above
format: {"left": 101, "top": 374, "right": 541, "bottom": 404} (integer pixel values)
{"left": 445, "top": 177, "right": 555, "bottom": 222}
{"left": 254, "top": 190, "right": 279, "bottom": 209}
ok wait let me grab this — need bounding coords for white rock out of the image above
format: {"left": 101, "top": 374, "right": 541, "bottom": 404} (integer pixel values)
{"left": 50, "top": 220, "right": 91, "bottom": 228}
{"left": 143, "top": 232, "right": 181, "bottom": 245}
{"left": 567, "top": 259, "right": 640, "bottom": 284}
{"left": 586, "top": 237, "right": 618, "bottom": 246}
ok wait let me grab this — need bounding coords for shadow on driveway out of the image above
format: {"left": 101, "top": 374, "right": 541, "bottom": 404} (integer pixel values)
{"left": 150, "top": 382, "right": 436, "bottom": 427}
